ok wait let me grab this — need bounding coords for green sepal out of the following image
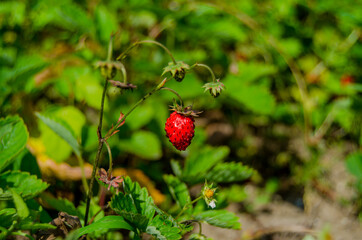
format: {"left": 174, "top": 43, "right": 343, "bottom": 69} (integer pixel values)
{"left": 162, "top": 61, "right": 190, "bottom": 82}
{"left": 202, "top": 80, "right": 225, "bottom": 98}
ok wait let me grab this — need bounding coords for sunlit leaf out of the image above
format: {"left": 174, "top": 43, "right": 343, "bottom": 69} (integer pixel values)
{"left": 183, "top": 146, "right": 229, "bottom": 182}
{"left": 36, "top": 112, "right": 81, "bottom": 158}
{"left": 119, "top": 131, "right": 162, "bottom": 160}
{"left": 346, "top": 153, "right": 362, "bottom": 179}
{"left": 146, "top": 215, "right": 182, "bottom": 240}
{"left": 41, "top": 193, "right": 79, "bottom": 216}
{"left": 163, "top": 175, "right": 191, "bottom": 209}
{"left": 205, "top": 162, "right": 254, "bottom": 183}
{"left": 110, "top": 176, "right": 155, "bottom": 231}
{"left": 19, "top": 222, "right": 56, "bottom": 230}
{"left": 71, "top": 216, "right": 134, "bottom": 239}
{"left": 0, "top": 116, "right": 29, "bottom": 172}
{"left": 0, "top": 208, "right": 17, "bottom": 228}
{"left": 10, "top": 188, "right": 29, "bottom": 220}
{"left": 194, "top": 210, "right": 241, "bottom": 229}
{"left": 0, "top": 171, "right": 49, "bottom": 200}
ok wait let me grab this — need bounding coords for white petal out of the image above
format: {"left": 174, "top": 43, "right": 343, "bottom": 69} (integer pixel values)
{"left": 208, "top": 200, "right": 216, "bottom": 209}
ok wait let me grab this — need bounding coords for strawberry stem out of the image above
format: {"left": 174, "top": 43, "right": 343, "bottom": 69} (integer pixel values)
{"left": 104, "top": 140, "right": 113, "bottom": 178}
{"left": 191, "top": 63, "right": 216, "bottom": 83}
{"left": 160, "top": 87, "right": 184, "bottom": 107}
{"left": 117, "top": 40, "right": 177, "bottom": 64}
{"left": 175, "top": 196, "right": 203, "bottom": 220}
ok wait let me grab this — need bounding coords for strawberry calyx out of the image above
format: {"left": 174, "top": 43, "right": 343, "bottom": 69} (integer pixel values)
{"left": 169, "top": 101, "right": 202, "bottom": 118}
{"left": 202, "top": 79, "right": 225, "bottom": 98}
{"left": 162, "top": 61, "right": 190, "bottom": 82}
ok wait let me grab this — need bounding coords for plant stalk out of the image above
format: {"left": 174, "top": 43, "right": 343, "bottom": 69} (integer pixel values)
{"left": 84, "top": 77, "right": 108, "bottom": 226}
{"left": 160, "top": 87, "right": 184, "bottom": 106}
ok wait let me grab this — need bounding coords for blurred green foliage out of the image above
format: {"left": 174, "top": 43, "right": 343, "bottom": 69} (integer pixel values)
{"left": 0, "top": 0, "right": 361, "bottom": 238}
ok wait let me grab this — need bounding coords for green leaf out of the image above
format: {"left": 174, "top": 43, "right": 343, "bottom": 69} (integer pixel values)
{"left": 2, "top": 55, "right": 47, "bottom": 84}
{"left": 163, "top": 73, "right": 204, "bottom": 99}
{"left": 19, "top": 222, "right": 56, "bottom": 230}
{"left": 77, "top": 200, "right": 104, "bottom": 224}
{"left": 236, "top": 62, "right": 277, "bottom": 83}
{"left": 110, "top": 177, "right": 155, "bottom": 231}
{"left": 0, "top": 208, "right": 17, "bottom": 228}
{"left": 125, "top": 102, "right": 154, "bottom": 130}
{"left": 13, "top": 149, "right": 42, "bottom": 179}
{"left": 71, "top": 216, "right": 134, "bottom": 239}
{"left": 0, "top": 116, "right": 29, "bottom": 173}
{"left": 205, "top": 162, "right": 254, "bottom": 183}
{"left": 31, "top": 0, "right": 93, "bottom": 33}
{"left": 75, "top": 74, "right": 104, "bottom": 110}
{"left": 40, "top": 193, "right": 79, "bottom": 216}
{"left": 119, "top": 131, "right": 162, "bottom": 160}
{"left": 146, "top": 215, "right": 182, "bottom": 240}
{"left": 10, "top": 188, "right": 29, "bottom": 220}
{"left": 194, "top": 210, "right": 241, "bottom": 229}
{"left": 163, "top": 175, "right": 191, "bottom": 209}
{"left": 95, "top": 5, "right": 119, "bottom": 44}
{"left": 224, "top": 75, "right": 276, "bottom": 114}
{"left": 0, "top": 171, "right": 49, "bottom": 200}
{"left": 36, "top": 112, "right": 81, "bottom": 157}
{"left": 170, "top": 159, "right": 182, "bottom": 178}
{"left": 183, "top": 146, "right": 229, "bottom": 182}
{"left": 345, "top": 153, "right": 362, "bottom": 179}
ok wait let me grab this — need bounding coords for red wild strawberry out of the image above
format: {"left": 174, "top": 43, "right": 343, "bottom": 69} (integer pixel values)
{"left": 165, "top": 112, "right": 195, "bottom": 151}
{"left": 165, "top": 102, "right": 202, "bottom": 151}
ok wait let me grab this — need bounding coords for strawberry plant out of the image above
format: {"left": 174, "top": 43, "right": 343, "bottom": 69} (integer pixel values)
{"left": 1, "top": 1, "right": 361, "bottom": 239}
{"left": 0, "top": 34, "right": 253, "bottom": 239}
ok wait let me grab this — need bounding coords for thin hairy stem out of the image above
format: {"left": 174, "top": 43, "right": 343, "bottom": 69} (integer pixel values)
{"left": 106, "top": 35, "right": 114, "bottom": 61}
{"left": 160, "top": 87, "right": 184, "bottom": 106}
{"left": 117, "top": 40, "right": 177, "bottom": 64}
{"left": 176, "top": 196, "right": 203, "bottom": 220}
{"left": 84, "top": 77, "right": 108, "bottom": 226}
{"left": 120, "top": 63, "right": 128, "bottom": 83}
{"left": 191, "top": 63, "right": 216, "bottom": 82}
{"left": 104, "top": 140, "right": 113, "bottom": 177}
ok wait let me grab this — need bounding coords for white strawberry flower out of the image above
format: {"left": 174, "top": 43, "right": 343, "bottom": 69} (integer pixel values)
{"left": 208, "top": 200, "right": 216, "bottom": 209}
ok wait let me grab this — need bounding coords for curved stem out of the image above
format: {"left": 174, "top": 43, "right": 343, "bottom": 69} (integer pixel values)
{"left": 192, "top": 63, "right": 216, "bottom": 82}
{"left": 107, "top": 35, "right": 114, "bottom": 62}
{"left": 176, "top": 196, "right": 203, "bottom": 220}
{"left": 198, "top": 221, "right": 202, "bottom": 235}
{"left": 104, "top": 140, "right": 113, "bottom": 177}
{"left": 117, "top": 40, "right": 177, "bottom": 64}
{"left": 120, "top": 63, "right": 128, "bottom": 84}
{"left": 160, "top": 87, "right": 184, "bottom": 106}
